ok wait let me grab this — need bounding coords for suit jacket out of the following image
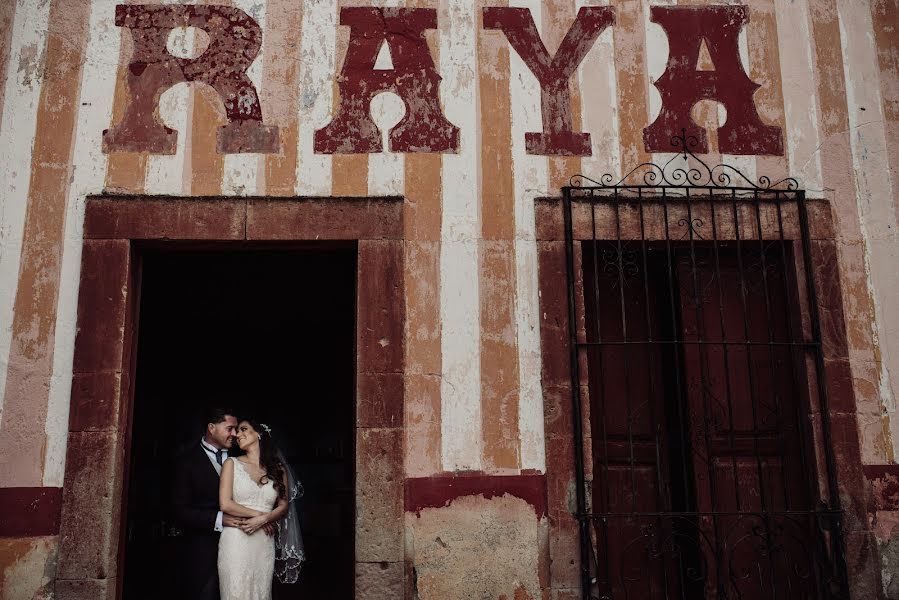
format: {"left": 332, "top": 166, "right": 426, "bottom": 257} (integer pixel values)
{"left": 171, "top": 444, "right": 222, "bottom": 600}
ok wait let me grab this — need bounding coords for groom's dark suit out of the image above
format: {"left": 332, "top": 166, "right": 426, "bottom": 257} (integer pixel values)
{"left": 171, "top": 443, "right": 223, "bottom": 600}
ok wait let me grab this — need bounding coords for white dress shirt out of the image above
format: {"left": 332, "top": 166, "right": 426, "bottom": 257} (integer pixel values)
{"left": 200, "top": 438, "right": 227, "bottom": 532}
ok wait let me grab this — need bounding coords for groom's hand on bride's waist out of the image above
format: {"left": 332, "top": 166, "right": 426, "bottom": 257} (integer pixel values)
{"left": 262, "top": 522, "right": 276, "bottom": 537}
{"left": 222, "top": 515, "right": 247, "bottom": 528}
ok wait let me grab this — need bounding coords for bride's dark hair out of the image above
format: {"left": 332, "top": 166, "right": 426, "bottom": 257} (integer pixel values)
{"left": 242, "top": 417, "right": 287, "bottom": 500}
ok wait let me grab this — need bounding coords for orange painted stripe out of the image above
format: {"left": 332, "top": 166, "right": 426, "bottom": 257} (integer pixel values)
{"left": 0, "top": 0, "right": 91, "bottom": 487}
{"left": 612, "top": 0, "right": 651, "bottom": 176}
{"left": 185, "top": 0, "right": 228, "bottom": 196}
{"left": 545, "top": 0, "right": 583, "bottom": 192}
{"left": 261, "top": 0, "right": 303, "bottom": 196}
{"left": 104, "top": 0, "right": 150, "bottom": 193}
{"left": 404, "top": 151, "right": 443, "bottom": 476}
{"left": 0, "top": 0, "right": 17, "bottom": 125}
{"left": 478, "top": 0, "right": 520, "bottom": 471}
{"left": 105, "top": 77, "right": 148, "bottom": 193}
{"left": 403, "top": 0, "right": 442, "bottom": 477}
{"left": 331, "top": 0, "right": 368, "bottom": 197}
{"left": 187, "top": 85, "right": 226, "bottom": 195}
{"left": 746, "top": 0, "right": 788, "bottom": 180}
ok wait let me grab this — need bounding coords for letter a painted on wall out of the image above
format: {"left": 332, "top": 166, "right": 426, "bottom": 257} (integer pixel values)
{"left": 103, "top": 5, "right": 278, "bottom": 154}
{"left": 483, "top": 7, "right": 615, "bottom": 156}
{"left": 314, "top": 8, "right": 459, "bottom": 154}
{"left": 643, "top": 6, "right": 783, "bottom": 155}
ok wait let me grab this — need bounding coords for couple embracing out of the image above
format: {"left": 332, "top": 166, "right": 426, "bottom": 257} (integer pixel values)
{"left": 172, "top": 408, "right": 304, "bottom": 600}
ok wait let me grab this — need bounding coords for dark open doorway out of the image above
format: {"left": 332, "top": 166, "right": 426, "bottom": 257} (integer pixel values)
{"left": 123, "top": 246, "right": 356, "bottom": 599}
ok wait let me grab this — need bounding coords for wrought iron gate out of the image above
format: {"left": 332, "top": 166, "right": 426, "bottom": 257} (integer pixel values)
{"left": 561, "top": 133, "right": 849, "bottom": 600}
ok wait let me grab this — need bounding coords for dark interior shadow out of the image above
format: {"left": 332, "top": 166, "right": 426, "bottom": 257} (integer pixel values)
{"left": 123, "top": 247, "right": 356, "bottom": 599}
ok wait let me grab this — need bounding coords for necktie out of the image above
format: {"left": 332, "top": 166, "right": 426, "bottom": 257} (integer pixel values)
{"left": 216, "top": 449, "right": 224, "bottom": 465}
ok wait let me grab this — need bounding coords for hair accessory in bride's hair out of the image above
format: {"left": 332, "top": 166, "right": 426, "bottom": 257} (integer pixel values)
{"left": 260, "top": 423, "right": 272, "bottom": 434}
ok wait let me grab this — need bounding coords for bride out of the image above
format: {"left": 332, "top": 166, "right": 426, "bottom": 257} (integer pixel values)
{"left": 218, "top": 418, "right": 304, "bottom": 599}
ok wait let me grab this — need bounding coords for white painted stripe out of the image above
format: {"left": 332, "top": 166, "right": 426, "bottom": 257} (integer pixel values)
{"left": 296, "top": 0, "right": 336, "bottom": 196}
{"left": 222, "top": 0, "right": 265, "bottom": 196}
{"left": 0, "top": 0, "right": 53, "bottom": 425}
{"left": 439, "top": 0, "right": 482, "bottom": 471}
{"left": 44, "top": 0, "right": 120, "bottom": 486}
{"left": 512, "top": 0, "right": 548, "bottom": 473}
{"left": 837, "top": 0, "right": 898, "bottom": 426}
{"left": 145, "top": 22, "right": 194, "bottom": 195}
{"left": 578, "top": 0, "right": 620, "bottom": 183}
{"left": 508, "top": 0, "right": 545, "bottom": 473}
{"left": 367, "top": 0, "right": 405, "bottom": 197}
{"left": 773, "top": 0, "right": 823, "bottom": 195}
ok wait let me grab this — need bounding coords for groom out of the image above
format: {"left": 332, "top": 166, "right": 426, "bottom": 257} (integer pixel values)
{"left": 171, "top": 407, "right": 245, "bottom": 600}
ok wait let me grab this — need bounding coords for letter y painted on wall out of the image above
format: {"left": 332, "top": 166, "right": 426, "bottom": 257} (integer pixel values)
{"left": 103, "top": 5, "right": 278, "bottom": 154}
{"left": 483, "top": 7, "right": 615, "bottom": 156}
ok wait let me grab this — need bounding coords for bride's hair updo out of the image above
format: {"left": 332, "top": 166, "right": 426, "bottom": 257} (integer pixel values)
{"left": 243, "top": 417, "right": 287, "bottom": 500}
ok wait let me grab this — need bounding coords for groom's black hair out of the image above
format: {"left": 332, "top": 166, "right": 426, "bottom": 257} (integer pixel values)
{"left": 205, "top": 406, "right": 236, "bottom": 426}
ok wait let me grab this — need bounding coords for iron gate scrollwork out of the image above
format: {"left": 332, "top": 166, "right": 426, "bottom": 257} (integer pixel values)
{"left": 561, "top": 132, "right": 849, "bottom": 600}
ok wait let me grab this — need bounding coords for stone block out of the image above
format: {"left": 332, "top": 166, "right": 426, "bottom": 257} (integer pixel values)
{"left": 843, "top": 531, "right": 882, "bottom": 599}
{"left": 806, "top": 199, "right": 835, "bottom": 240}
{"left": 57, "top": 432, "right": 121, "bottom": 580}
{"left": 822, "top": 358, "right": 855, "bottom": 414}
{"left": 357, "top": 240, "right": 405, "bottom": 375}
{"left": 356, "top": 427, "right": 404, "bottom": 563}
{"left": 69, "top": 372, "right": 122, "bottom": 432}
{"left": 809, "top": 240, "right": 849, "bottom": 360}
{"left": 356, "top": 428, "right": 404, "bottom": 563}
{"left": 355, "top": 561, "right": 405, "bottom": 600}
{"left": 535, "top": 198, "right": 564, "bottom": 241}
{"left": 54, "top": 577, "right": 116, "bottom": 600}
{"left": 73, "top": 240, "right": 130, "bottom": 373}
{"left": 357, "top": 372, "right": 404, "bottom": 428}
{"left": 246, "top": 197, "right": 403, "bottom": 240}
{"left": 84, "top": 197, "right": 245, "bottom": 240}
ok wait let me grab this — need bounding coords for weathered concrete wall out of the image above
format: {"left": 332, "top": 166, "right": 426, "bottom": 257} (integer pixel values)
{"left": 0, "top": 0, "right": 897, "bottom": 597}
{"left": 407, "top": 495, "right": 545, "bottom": 600}
{"left": 0, "top": 537, "right": 58, "bottom": 600}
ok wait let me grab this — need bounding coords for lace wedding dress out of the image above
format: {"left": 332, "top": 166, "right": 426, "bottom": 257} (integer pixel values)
{"left": 218, "top": 458, "right": 278, "bottom": 600}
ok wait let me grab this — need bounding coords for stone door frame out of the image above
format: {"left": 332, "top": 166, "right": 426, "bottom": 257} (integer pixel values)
{"left": 55, "top": 196, "right": 406, "bottom": 600}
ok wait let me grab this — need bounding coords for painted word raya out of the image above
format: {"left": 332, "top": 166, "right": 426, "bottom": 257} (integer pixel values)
{"left": 102, "top": 4, "right": 783, "bottom": 157}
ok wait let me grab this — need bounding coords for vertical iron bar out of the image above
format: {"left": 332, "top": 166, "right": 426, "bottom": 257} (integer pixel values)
{"left": 774, "top": 194, "right": 826, "bottom": 596}
{"left": 638, "top": 192, "right": 672, "bottom": 598}
{"left": 730, "top": 189, "right": 777, "bottom": 598}
{"left": 707, "top": 192, "right": 743, "bottom": 513}
{"left": 591, "top": 199, "right": 613, "bottom": 594}
{"left": 661, "top": 189, "right": 694, "bottom": 513}
{"left": 684, "top": 188, "right": 726, "bottom": 597}
{"left": 612, "top": 188, "right": 640, "bottom": 515}
{"left": 796, "top": 191, "right": 850, "bottom": 598}
{"left": 562, "top": 188, "right": 595, "bottom": 600}
{"left": 752, "top": 194, "right": 790, "bottom": 510}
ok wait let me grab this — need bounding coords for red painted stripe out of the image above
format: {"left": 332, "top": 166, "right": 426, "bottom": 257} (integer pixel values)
{"left": 405, "top": 473, "right": 546, "bottom": 518}
{"left": 0, "top": 487, "right": 62, "bottom": 537}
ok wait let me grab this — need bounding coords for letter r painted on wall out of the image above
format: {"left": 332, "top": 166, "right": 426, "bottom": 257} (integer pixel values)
{"left": 644, "top": 6, "right": 783, "bottom": 155}
{"left": 103, "top": 5, "right": 278, "bottom": 154}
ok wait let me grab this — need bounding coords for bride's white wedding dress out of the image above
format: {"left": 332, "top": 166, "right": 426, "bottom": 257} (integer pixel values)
{"left": 218, "top": 458, "right": 278, "bottom": 600}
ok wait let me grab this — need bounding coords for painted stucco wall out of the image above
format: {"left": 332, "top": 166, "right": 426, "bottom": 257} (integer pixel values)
{"left": 0, "top": 0, "right": 897, "bottom": 598}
